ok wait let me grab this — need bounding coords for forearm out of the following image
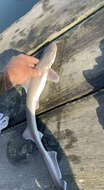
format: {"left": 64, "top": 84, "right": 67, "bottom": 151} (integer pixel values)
{"left": 0, "top": 71, "right": 13, "bottom": 96}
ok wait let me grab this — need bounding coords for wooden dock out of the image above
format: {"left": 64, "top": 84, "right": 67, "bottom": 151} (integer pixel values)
{"left": 0, "top": 0, "right": 104, "bottom": 189}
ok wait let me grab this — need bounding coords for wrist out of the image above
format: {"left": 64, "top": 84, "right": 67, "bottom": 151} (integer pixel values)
{"left": 4, "top": 70, "right": 13, "bottom": 89}
{"left": 6, "top": 69, "right": 16, "bottom": 87}
{"left": 0, "top": 70, "right": 13, "bottom": 96}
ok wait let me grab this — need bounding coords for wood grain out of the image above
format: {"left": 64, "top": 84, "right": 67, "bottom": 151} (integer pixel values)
{"left": 0, "top": 2, "right": 104, "bottom": 189}
{"left": 0, "top": 8, "right": 104, "bottom": 125}
{"left": 37, "top": 8, "right": 104, "bottom": 113}
{"left": 0, "top": 0, "right": 103, "bottom": 53}
{"left": 1, "top": 89, "right": 104, "bottom": 190}
{"left": 38, "top": 89, "right": 104, "bottom": 190}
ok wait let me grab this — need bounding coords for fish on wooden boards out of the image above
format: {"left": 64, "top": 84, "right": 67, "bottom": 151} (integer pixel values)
{"left": 22, "top": 42, "right": 67, "bottom": 190}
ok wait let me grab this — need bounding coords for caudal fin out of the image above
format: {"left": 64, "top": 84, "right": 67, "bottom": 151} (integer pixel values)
{"left": 48, "top": 151, "right": 62, "bottom": 178}
{"left": 48, "top": 151, "right": 67, "bottom": 190}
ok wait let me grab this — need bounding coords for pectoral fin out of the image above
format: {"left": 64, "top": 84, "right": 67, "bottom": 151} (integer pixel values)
{"left": 48, "top": 69, "right": 59, "bottom": 83}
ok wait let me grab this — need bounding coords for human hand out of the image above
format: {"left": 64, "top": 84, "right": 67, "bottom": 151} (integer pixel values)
{"left": 5, "top": 54, "right": 41, "bottom": 87}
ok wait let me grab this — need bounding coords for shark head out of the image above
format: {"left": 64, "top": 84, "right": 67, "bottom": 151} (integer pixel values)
{"left": 37, "top": 42, "right": 57, "bottom": 73}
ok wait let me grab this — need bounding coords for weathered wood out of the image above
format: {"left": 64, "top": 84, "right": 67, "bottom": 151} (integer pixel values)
{"left": 0, "top": 8, "right": 104, "bottom": 125}
{"left": 1, "top": 89, "right": 104, "bottom": 190}
{"left": 0, "top": 0, "right": 103, "bottom": 54}
{"left": 0, "top": 2, "right": 104, "bottom": 189}
{"left": 0, "top": 122, "right": 79, "bottom": 190}
{"left": 38, "top": 89, "right": 104, "bottom": 190}
{"left": 0, "top": 125, "right": 55, "bottom": 190}
{"left": 36, "top": 8, "right": 104, "bottom": 113}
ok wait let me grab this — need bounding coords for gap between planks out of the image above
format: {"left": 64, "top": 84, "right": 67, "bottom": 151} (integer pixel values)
{"left": 5, "top": 86, "right": 104, "bottom": 129}
{"left": 2, "top": 2, "right": 104, "bottom": 130}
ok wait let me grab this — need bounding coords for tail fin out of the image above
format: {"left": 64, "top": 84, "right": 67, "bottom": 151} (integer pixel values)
{"left": 48, "top": 151, "right": 67, "bottom": 189}
{"left": 48, "top": 151, "right": 62, "bottom": 178}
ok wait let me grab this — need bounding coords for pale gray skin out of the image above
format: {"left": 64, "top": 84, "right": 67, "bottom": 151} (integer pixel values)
{"left": 23, "top": 42, "right": 67, "bottom": 190}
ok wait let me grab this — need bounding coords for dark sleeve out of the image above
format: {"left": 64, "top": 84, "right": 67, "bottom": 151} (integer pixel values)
{"left": 0, "top": 71, "right": 13, "bottom": 96}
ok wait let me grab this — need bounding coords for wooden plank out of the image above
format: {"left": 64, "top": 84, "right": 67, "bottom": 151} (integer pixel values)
{"left": 38, "top": 89, "right": 104, "bottom": 190}
{"left": 0, "top": 125, "right": 56, "bottom": 190}
{"left": 36, "top": 8, "right": 104, "bottom": 113}
{"left": 0, "top": 0, "right": 103, "bottom": 54}
{"left": 0, "top": 123, "right": 79, "bottom": 190}
{"left": 1, "top": 89, "right": 104, "bottom": 190}
{"left": 0, "top": 8, "right": 104, "bottom": 125}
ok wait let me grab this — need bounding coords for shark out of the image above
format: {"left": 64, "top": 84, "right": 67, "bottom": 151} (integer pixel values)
{"left": 22, "top": 42, "right": 67, "bottom": 190}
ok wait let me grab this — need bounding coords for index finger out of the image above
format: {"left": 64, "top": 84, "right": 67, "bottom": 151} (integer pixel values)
{"left": 22, "top": 54, "right": 39, "bottom": 64}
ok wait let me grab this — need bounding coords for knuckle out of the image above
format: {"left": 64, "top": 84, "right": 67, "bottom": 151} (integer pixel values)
{"left": 19, "top": 54, "right": 25, "bottom": 58}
